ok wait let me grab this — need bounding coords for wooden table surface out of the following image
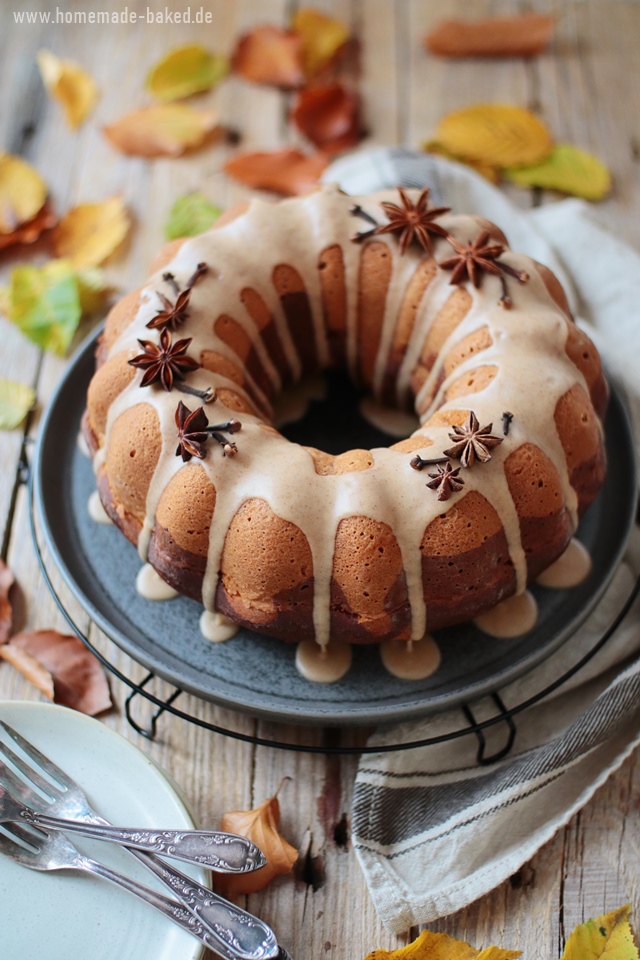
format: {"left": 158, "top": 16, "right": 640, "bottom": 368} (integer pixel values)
{"left": 2, "top": 2, "right": 640, "bottom": 958}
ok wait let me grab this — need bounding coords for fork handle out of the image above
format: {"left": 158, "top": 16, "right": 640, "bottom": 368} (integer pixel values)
{"left": 76, "top": 853, "right": 255, "bottom": 959}
{"left": 21, "top": 810, "right": 265, "bottom": 872}
{"left": 132, "top": 849, "right": 280, "bottom": 960}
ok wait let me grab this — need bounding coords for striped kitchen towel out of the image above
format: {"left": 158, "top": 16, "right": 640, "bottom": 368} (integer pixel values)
{"left": 324, "top": 149, "right": 640, "bottom": 932}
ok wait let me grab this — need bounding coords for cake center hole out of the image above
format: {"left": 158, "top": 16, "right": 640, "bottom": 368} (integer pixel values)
{"left": 274, "top": 370, "right": 419, "bottom": 456}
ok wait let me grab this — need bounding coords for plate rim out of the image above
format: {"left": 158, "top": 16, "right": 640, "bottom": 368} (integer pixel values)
{"left": 33, "top": 327, "right": 639, "bottom": 726}
{"left": 0, "top": 698, "right": 205, "bottom": 960}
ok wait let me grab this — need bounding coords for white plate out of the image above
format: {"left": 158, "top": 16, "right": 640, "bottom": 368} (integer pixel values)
{"left": 0, "top": 701, "right": 206, "bottom": 960}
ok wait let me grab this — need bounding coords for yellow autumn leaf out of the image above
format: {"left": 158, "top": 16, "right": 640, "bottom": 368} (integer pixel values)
{"left": 423, "top": 140, "right": 501, "bottom": 183}
{"left": 292, "top": 7, "right": 350, "bottom": 78}
{"left": 434, "top": 103, "right": 553, "bottom": 168}
{"left": 505, "top": 143, "right": 611, "bottom": 200}
{"left": 37, "top": 49, "right": 98, "bottom": 129}
{"left": 362, "top": 929, "right": 521, "bottom": 960}
{"left": 146, "top": 44, "right": 228, "bottom": 101}
{"left": 0, "top": 154, "right": 48, "bottom": 234}
{"left": 103, "top": 104, "right": 218, "bottom": 157}
{"left": 0, "top": 378, "right": 36, "bottom": 430}
{"left": 52, "top": 197, "right": 130, "bottom": 269}
{"left": 561, "top": 903, "right": 639, "bottom": 960}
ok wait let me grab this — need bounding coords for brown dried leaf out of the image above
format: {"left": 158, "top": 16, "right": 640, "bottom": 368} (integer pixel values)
{"left": 424, "top": 14, "right": 555, "bottom": 59}
{"left": 0, "top": 630, "right": 112, "bottom": 715}
{"left": 291, "top": 83, "right": 362, "bottom": 152}
{"left": 292, "top": 8, "right": 350, "bottom": 79}
{"left": 0, "top": 559, "right": 15, "bottom": 644}
{"left": 103, "top": 104, "right": 219, "bottom": 158}
{"left": 0, "top": 201, "right": 57, "bottom": 252}
{"left": 232, "top": 25, "right": 305, "bottom": 89}
{"left": 224, "top": 148, "right": 328, "bottom": 195}
{"left": 217, "top": 795, "right": 298, "bottom": 898}
{"left": 0, "top": 644, "right": 53, "bottom": 699}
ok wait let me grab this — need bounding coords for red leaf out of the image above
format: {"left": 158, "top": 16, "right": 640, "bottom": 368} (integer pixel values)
{"left": 0, "top": 202, "right": 57, "bottom": 252}
{"left": 231, "top": 25, "right": 305, "bottom": 89}
{"left": 0, "top": 559, "right": 15, "bottom": 644}
{"left": 291, "top": 83, "right": 362, "bottom": 152}
{"left": 0, "top": 630, "right": 112, "bottom": 716}
{"left": 224, "top": 149, "right": 329, "bottom": 196}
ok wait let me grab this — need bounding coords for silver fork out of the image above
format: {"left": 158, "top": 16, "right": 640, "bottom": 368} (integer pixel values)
{"left": 0, "top": 720, "right": 283, "bottom": 960}
{"left": 0, "top": 779, "right": 266, "bottom": 873}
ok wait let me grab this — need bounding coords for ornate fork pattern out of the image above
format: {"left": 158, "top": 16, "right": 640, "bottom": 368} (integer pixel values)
{"left": 0, "top": 720, "right": 284, "bottom": 960}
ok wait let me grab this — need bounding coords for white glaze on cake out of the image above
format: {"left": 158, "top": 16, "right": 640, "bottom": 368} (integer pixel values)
{"left": 199, "top": 610, "right": 238, "bottom": 642}
{"left": 359, "top": 397, "right": 420, "bottom": 438}
{"left": 381, "top": 635, "right": 441, "bottom": 680}
{"left": 296, "top": 638, "right": 352, "bottom": 682}
{"left": 93, "top": 185, "right": 601, "bottom": 653}
{"left": 536, "top": 537, "right": 592, "bottom": 588}
{"left": 136, "top": 562, "right": 179, "bottom": 601}
{"left": 474, "top": 590, "right": 538, "bottom": 638}
{"left": 88, "top": 490, "right": 112, "bottom": 524}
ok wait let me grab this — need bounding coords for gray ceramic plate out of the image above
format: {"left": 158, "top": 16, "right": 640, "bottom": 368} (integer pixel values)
{"left": 34, "top": 330, "right": 637, "bottom": 726}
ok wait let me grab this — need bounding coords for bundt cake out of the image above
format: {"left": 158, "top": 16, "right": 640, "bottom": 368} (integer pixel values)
{"left": 83, "top": 184, "right": 608, "bottom": 659}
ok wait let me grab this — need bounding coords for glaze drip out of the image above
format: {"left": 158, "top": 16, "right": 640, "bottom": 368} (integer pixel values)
{"left": 93, "top": 185, "right": 604, "bottom": 651}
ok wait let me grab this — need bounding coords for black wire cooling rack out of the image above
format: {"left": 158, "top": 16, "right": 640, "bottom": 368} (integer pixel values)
{"left": 26, "top": 457, "right": 640, "bottom": 764}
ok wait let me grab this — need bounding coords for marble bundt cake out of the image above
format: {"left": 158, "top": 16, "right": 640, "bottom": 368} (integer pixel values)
{"left": 83, "top": 184, "right": 607, "bottom": 659}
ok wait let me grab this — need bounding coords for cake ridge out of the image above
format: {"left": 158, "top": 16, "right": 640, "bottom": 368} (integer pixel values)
{"left": 85, "top": 184, "right": 607, "bottom": 650}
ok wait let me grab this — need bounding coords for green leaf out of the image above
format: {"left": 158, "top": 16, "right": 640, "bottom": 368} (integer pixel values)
{"left": 146, "top": 45, "right": 228, "bottom": 101}
{"left": 560, "top": 904, "right": 639, "bottom": 960}
{"left": 504, "top": 143, "right": 611, "bottom": 200}
{"left": 0, "top": 377, "right": 35, "bottom": 429}
{"left": 165, "top": 192, "right": 221, "bottom": 240}
{"left": 5, "top": 259, "right": 81, "bottom": 355}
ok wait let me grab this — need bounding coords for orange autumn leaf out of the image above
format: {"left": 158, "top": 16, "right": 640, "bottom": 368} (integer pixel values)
{"left": 224, "top": 148, "right": 328, "bottom": 195}
{"left": 291, "top": 83, "right": 362, "bottom": 152}
{"left": 292, "top": 8, "right": 350, "bottom": 79}
{"left": 0, "top": 559, "right": 15, "bottom": 645}
{"left": 424, "top": 14, "right": 555, "bottom": 59}
{"left": 103, "top": 104, "right": 219, "bottom": 158}
{"left": 434, "top": 103, "right": 553, "bottom": 168}
{"left": 0, "top": 630, "right": 112, "bottom": 716}
{"left": 0, "top": 201, "right": 57, "bottom": 252}
{"left": 52, "top": 197, "right": 130, "bottom": 269}
{"left": 232, "top": 25, "right": 305, "bottom": 89}
{"left": 217, "top": 795, "right": 298, "bottom": 898}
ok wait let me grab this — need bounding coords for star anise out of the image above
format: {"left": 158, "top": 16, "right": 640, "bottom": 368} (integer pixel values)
{"left": 425, "top": 461, "right": 465, "bottom": 501}
{"left": 146, "top": 261, "right": 208, "bottom": 331}
{"left": 444, "top": 411, "right": 503, "bottom": 468}
{"left": 129, "top": 328, "right": 200, "bottom": 391}
{"left": 175, "top": 401, "right": 210, "bottom": 461}
{"left": 439, "top": 231, "right": 529, "bottom": 308}
{"left": 175, "top": 401, "right": 242, "bottom": 462}
{"left": 352, "top": 188, "right": 450, "bottom": 256}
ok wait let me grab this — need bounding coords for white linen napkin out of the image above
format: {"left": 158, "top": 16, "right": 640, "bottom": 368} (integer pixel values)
{"left": 323, "top": 149, "right": 640, "bottom": 932}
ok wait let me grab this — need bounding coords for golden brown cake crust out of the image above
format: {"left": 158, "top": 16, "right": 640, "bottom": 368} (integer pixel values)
{"left": 84, "top": 186, "right": 608, "bottom": 647}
